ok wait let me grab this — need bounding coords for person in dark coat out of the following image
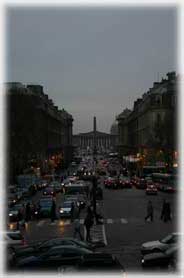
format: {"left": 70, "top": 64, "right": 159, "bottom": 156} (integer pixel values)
{"left": 84, "top": 207, "right": 94, "bottom": 242}
{"left": 160, "top": 199, "right": 167, "bottom": 221}
{"left": 25, "top": 202, "right": 31, "bottom": 222}
{"left": 50, "top": 199, "right": 56, "bottom": 222}
{"left": 70, "top": 202, "right": 75, "bottom": 222}
{"left": 145, "top": 200, "right": 154, "bottom": 222}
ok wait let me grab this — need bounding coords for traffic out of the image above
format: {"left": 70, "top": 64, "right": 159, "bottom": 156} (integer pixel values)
{"left": 6, "top": 154, "right": 178, "bottom": 273}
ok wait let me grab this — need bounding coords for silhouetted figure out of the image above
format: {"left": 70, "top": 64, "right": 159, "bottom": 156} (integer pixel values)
{"left": 25, "top": 202, "right": 31, "bottom": 222}
{"left": 50, "top": 199, "right": 56, "bottom": 222}
{"left": 161, "top": 200, "right": 171, "bottom": 222}
{"left": 145, "top": 201, "right": 154, "bottom": 222}
{"left": 84, "top": 207, "right": 94, "bottom": 242}
{"left": 73, "top": 218, "right": 83, "bottom": 240}
{"left": 71, "top": 202, "right": 75, "bottom": 222}
{"left": 161, "top": 199, "right": 167, "bottom": 221}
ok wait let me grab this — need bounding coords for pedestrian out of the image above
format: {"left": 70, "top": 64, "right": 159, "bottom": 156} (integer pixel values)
{"left": 50, "top": 199, "right": 56, "bottom": 223}
{"left": 164, "top": 201, "right": 172, "bottom": 222}
{"left": 84, "top": 207, "right": 94, "bottom": 242}
{"left": 70, "top": 202, "right": 75, "bottom": 222}
{"left": 73, "top": 218, "right": 83, "bottom": 240}
{"left": 160, "top": 199, "right": 167, "bottom": 221}
{"left": 25, "top": 202, "right": 31, "bottom": 222}
{"left": 145, "top": 200, "right": 154, "bottom": 222}
{"left": 161, "top": 199, "right": 172, "bottom": 222}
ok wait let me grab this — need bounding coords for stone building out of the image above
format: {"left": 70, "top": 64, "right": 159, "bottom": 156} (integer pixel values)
{"left": 116, "top": 72, "right": 177, "bottom": 166}
{"left": 6, "top": 82, "right": 73, "bottom": 182}
{"left": 73, "top": 117, "right": 117, "bottom": 154}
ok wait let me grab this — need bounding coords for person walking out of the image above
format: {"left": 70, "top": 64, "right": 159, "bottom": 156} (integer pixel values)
{"left": 25, "top": 202, "right": 31, "bottom": 223}
{"left": 50, "top": 199, "right": 56, "bottom": 223}
{"left": 70, "top": 202, "right": 75, "bottom": 222}
{"left": 84, "top": 207, "right": 94, "bottom": 242}
{"left": 73, "top": 218, "right": 83, "bottom": 240}
{"left": 160, "top": 199, "right": 167, "bottom": 221}
{"left": 161, "top": 199, "right": 172, "bottom": 222}
{"left": 145, "top": 200, "right": 154, "bottom": 222}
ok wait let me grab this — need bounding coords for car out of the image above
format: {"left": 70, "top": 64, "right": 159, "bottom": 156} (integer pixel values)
{"left": 38, "top": 198, "right": 53, "bottom": 218}
{"left": 13, "top": 237, "right": 96, "bottom": 259}
{"left": 43, "top": 187, "right": 54, "bottom": 196}
{"left": 15, "top": 245, "right": 94, "bottom": 270}
{"left": 59, "top": 201, "right": 75, "bottom": 218}
{"left": 146, "top": 184, "right": 158, "bottom": 195}
{"left": 36, "top": 180, "right": 48, "bottom": 190}
{"left": 160, "top": 184, "right": 176, "bottom": 193}
{"left": 8, "top": 193, "right": 18, "bottom": 207}
{"left": 8, "top": 203, "right": 24, "bottom": 222}
{"left": 141, "top": 233, "right": 179, "bottom": 255}
{"left": 136, "top": 178, "right": 147, "bottom": 189}
{"left": 141, "top": 246, "right": 178, "bottom": 269}
{"left": 49, "top": 181, "right": 61, "bottom": 193}
{"left": 118, "top": 176, "right": 132, "bottom": 188}
{"left": 59, "top": 253, "right": 125, "bottom": 273}
{"left": 104, "top": 177, "right": 118, "bottom": 189}
{"left": 5, "top": 231, "right": 27, "bottom": 248}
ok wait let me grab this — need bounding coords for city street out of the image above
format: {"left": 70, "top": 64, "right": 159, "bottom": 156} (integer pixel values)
{"left": 13, "top": 174, "right": 177, "bottom": 272}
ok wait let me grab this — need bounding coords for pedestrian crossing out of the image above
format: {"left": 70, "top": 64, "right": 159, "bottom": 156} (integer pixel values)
{"left": 32, "top": 218, "right": 130, "bottom": 227}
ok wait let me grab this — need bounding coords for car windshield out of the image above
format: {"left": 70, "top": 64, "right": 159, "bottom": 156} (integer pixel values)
{"left": 160, "top": 234, "right": 173, "bottom": 243}
{"left": 62, "top": 202, "right": 72, "bottom": 208}
{"left": 7, "top": 233, "right": 23, "bottom": 240}
{"left": 40, "top": 200, "right": 52, "bottom": 207}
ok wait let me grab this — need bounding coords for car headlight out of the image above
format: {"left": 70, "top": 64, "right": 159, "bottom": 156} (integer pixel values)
{"left": 9, "top": 213, "right": 13, "bottom": 216}
{"left": 141, "top": 259, "right": 144, "bottom": 263}
{"left": 80, "top": 201, "right": 84, "bottom": 204}
{"left": 60, "top": 209, "right": 64, "bottom": 213}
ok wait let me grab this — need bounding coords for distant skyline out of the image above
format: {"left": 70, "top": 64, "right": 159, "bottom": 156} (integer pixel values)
{"left": 6, "top": 7, "right": 177, "bottom": 134}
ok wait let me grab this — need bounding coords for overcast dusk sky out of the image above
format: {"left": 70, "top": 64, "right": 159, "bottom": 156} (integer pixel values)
{"left": 6, "top": 7, "right": 177, "bottom": 134}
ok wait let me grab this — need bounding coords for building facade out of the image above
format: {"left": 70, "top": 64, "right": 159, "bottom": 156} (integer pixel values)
{"left": 116, "top": 72, "right": 177, "bottom": 167}
{"left": 73, "top": 131, "right": 117, "bottom": 154}
{"left": 7, "top": 82, "right": 73, "bottom": 182}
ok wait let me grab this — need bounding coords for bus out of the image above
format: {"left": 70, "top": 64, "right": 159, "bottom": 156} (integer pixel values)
{"left": 142, "top": 166, "right": 166, "bottom": 177}
{"left": 151, "top": 173, "right": 177, "bottom": 192}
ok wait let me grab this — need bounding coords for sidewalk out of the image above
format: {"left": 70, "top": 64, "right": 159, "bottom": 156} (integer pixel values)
{"left": 84, "top": 200, "right": 107, "bottom": 247}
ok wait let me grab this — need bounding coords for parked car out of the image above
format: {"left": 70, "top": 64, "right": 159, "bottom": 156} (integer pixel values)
{"left": 13, "top": 237, "right": 95, "bottom": 259}
{"left": 141, "top": 246, "right": 178, "bottom": 269}
{"left": 141, "top": 233, "right": 179, "bottom": 255}
{"left": 15, "top": 245, "right": 93, "bottom": 270}
{"left": 59, "top": 253, "right": 125, "bottom": 273}
{"left": 146, "top": 184, "right": 158, "bottom": 195}
{"left": 5, "top": 231, "right": 27, "bottom": 248}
